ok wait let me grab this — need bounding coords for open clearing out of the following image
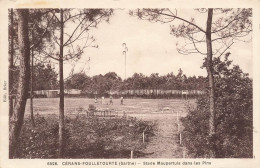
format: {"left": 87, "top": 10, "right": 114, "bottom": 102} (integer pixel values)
{"left": 25, "top": 98, "right": 196, "bottom": 158}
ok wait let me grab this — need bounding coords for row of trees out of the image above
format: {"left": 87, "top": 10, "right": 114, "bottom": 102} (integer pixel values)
{"left": 65, "top": 69, "right": 208, "bottom": 95}
{"left": 11, "top": 63, "right": 207, "bottom": 98}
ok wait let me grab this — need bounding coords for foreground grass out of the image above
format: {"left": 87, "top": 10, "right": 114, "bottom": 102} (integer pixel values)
{"left": 14, "top": 114, "right": 154, "bottom": 159}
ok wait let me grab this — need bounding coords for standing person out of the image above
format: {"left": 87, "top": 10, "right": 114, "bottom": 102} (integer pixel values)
{"left": 120, "top": 97, "right": 124, "bottom": 105}
{"left": 95, "top": 97, "right": 98, "bottom": 104}
{"left": 101, "top": 96, "right": 104, "bottom": 104}
{"left": 109, "top": 95, "right": 113, "bottom": 105}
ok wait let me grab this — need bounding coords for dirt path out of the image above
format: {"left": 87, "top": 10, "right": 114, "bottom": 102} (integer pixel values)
{"left": 130, "top": 113, "right": 183, "bottom": 158}
{"left": 125, "top": 100, "right": 195, "bottom": 158}
{"left": 144, "top": 114, "right": 183, "bottom": 158}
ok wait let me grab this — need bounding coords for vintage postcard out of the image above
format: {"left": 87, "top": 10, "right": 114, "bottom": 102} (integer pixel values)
{"left": 0, "top": 0, "right": 260, "bottom": 168}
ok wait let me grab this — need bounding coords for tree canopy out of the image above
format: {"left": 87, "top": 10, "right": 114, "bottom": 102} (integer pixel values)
{"left": 65, "top": 70, "right": 208, "bottom": 95}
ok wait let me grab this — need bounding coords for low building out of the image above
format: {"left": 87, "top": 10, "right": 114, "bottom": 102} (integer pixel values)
{"left": 31, "top": 90, "right": 59, "bottom": 98}
{"left": 64, "top": 89, "right": 81, "bottom": 95}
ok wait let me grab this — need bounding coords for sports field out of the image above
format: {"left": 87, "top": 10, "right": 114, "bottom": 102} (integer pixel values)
{"left": 25, "top": 98, "right": 196, "bottom": 116}
{"left": 25, "top": 98, "right": 196, "bottom": 158}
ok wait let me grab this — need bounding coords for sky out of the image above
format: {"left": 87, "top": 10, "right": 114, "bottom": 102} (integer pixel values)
{"left": 62, "top": 9, "right": 252, "bottom": 79}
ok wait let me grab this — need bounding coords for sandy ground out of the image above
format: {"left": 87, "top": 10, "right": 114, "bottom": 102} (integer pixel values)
{"left": 130, "top": 113, "right": 184, "bottom": 158}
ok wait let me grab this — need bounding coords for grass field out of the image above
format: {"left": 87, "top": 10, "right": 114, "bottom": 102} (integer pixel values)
{"left": 25, "top": 98, "right": 196, "bottom": 117}
{"left": 24, "top": 98, "right": 197, "bottom": 158}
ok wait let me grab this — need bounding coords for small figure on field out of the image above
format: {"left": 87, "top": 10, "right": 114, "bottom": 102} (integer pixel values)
{"left": 101, "top": 96, "right": 104, "bottom": 104}
{"left": 109, "top": 96, "right": 113, "bottom": 105}
{"left": 95, "top": 97, "right": 98, "bottom": 103}
{"left": 120, "top": 97, "right": 124, "bottom": 105}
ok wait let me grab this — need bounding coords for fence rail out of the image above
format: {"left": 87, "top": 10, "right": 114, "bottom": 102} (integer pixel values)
{"left": 30, "top": 89, "right": 206, "bottom": 98}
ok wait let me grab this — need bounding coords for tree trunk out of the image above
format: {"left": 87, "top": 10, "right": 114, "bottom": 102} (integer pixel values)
{"left": 30, "top": 33, "right": 35, "bottom": 127}
{"left": 9, "top": 8, "right": 14, "bottom": 117}
{"left": 58, "top": 9, "right": 65, "bottom": 158}
{"left": 9, "top": 9, "right": 30, "bottom": 158}
{"left": 206, "top": 8, "right": 216, "bottom": 158}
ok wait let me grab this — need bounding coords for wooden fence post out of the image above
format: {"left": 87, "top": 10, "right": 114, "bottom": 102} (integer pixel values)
{"left": 131, "top": 150, "right": 133, "bottom": 159}
{"left": 183, "top": 148, "right": 186, "bottom": 158}
{"left": 180, "top": 132, "right": 182, "bottom": 145}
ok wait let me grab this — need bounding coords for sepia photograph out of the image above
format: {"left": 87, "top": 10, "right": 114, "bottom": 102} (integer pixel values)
{"left": 1, "top": 1, "right": 260, "bottom": 167}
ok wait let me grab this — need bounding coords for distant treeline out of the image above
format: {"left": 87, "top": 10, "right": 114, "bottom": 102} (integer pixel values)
{"left": 65, "top": 68, "right": 208, "bottom": 98}
{"left": 12, "top": 63, "right": 208, "bottom": 99}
